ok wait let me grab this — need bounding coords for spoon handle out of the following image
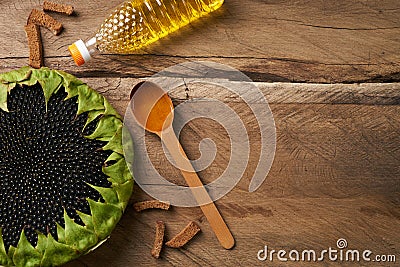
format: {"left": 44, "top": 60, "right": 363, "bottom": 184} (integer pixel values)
{"left": 160, "top": 127, "right": 235, "bottom": 249}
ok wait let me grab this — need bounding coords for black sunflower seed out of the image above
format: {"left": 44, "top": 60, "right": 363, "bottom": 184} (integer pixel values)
{"left": 0, "top": 84, "right": 112, "bottom": 250}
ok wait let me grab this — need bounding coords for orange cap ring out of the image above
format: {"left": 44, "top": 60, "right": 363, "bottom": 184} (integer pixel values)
{"left": 68, "top": 43, "right": 85, "bottom": 66}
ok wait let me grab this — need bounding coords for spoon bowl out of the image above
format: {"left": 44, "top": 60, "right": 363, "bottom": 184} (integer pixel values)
{"left": 130, "top": 81, "right": 174, "bottom": 134}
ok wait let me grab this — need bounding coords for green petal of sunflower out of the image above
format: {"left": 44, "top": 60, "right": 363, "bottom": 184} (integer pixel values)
{"left": 13, "top": 231, "right": 41, "bottom": 267}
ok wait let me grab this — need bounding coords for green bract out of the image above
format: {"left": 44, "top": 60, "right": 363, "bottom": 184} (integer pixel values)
{"left": 0, "top": 67, "right": 133, "bottom": 267}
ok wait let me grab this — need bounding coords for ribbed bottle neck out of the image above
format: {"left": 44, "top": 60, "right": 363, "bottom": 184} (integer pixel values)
{"left": 85, "top": 37, "right": 98, "bottom": 55}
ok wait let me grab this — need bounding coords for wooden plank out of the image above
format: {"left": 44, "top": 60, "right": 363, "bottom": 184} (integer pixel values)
{"left": 1, "top": 0, "right": 400, "bottom": 82}
{"left": 59, "top": 80, "right": 399, "bottom": 266}
{"left": 80, "top": 78, "right": 400, "bottom": 116}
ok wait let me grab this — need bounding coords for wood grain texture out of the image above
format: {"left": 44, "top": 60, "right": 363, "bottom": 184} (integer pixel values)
{"left": 0, "top": 0, "right": 400, "bottom": 82}
{"left": 59, "top": 80, "right": 399, "bottom": 266}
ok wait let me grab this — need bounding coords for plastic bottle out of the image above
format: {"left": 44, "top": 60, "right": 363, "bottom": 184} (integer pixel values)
{"left": 68, "top": 0, "right": 224, "bottom": 66}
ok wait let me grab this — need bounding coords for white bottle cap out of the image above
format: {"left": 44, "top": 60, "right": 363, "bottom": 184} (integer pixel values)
{"left": 68, "top": 39, "right": 91, "bottom": 66}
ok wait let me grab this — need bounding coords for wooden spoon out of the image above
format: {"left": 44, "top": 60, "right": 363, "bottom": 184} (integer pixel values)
{"left": 130, "top": 81, "right": 235, "bottom": 249}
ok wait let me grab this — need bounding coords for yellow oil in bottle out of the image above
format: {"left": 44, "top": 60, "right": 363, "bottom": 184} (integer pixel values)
{"left": 95, "top": 0, "right": 224, "bottom": 53}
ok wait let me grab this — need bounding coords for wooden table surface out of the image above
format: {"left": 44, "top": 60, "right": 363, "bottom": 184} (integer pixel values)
{"left": 1, "top": 0, "right": 399, "bottom": 266}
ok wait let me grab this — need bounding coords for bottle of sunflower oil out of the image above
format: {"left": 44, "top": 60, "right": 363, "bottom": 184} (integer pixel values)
{"left": 69, "top": 0, "right": 224, "bottom": 66}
